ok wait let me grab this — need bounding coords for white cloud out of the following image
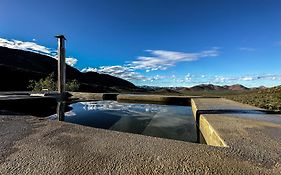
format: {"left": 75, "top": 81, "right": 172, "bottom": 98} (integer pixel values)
{"left": 239, "top": 76, "right": 255, "bottom": 81}
{"left": 81, "top": 67, "right": 98, "bottom": 72}
{"left": 78, "top": 69, "right": 281, "bottom": 87}
{"left": 66, "top": 57, "right": 78, "bottom": 67}
{"left": 185, "top": 73, "right": 192, "bottom": 81}
{"left": 150, "top": 75, "right": 166, "bottom": 81}
{"left": 212, "top": 76, "right": 230, "bottom": 83}
{"left": 239, "top": 47, "right": 256, "bottom": 52}
{"left": 0, "top": 37, "right": 78, "bottom": 67}
{"left": 156, "top": 74, "right": 281, "bottom": 87}
{"left": 80, "top": 48, "right": 219, "bottom": 83}
{"left": 210, "top": 74, "right": 281, "bottom": 84}
{"left": 119, "top": 71, "right": 148, "bottom": 81}
{"left": 0, "top": 38, "right": 51, "bottom": 55}
{"left": 81, "top": 65, "right": 170, "bottom": 82}
{"left": 129, "top": 48, "right": 219, "bottom": 72}
{"left": 98, "top": 66, "right": 133, "bottom": 75}
{"left": 81, "top": 65, "right": 148, "bottom": 81}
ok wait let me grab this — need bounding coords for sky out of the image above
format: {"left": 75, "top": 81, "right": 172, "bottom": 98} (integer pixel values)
{"left": 1, "top": 0, "right": 281, "bottom": 87}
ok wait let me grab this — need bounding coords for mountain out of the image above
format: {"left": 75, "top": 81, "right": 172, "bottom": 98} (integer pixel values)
{"left": 0, "top": 46, "right": 137, "bottom": 92}
{"left": 189, "top": 84, "right": 250, "bottom": 91}
{"left": 225, "top": 84, "right": 249, "bottom": 91}
{"left": 251, "top": 86, "right": 267, "bottom": 91}
{"left": 190, "top": 84, "right": 226, "bottom": 91}
{"left": 174, "top": 84, "right": 249, "bottom": 93}
{"left": 0, "top": 46, "right": 268, "bottom": 93}
{"left": 140, "top": 84, "right": 257, "bottom": 94}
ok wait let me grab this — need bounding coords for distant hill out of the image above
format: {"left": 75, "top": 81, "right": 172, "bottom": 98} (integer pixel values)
{"left": 150, "top": 88, "right": 181, "bottom": 94}
{"left": 0, "top": 46, "right": 137, "bottom": 92}
{"left": 224, "top": 84, "right": 249, "bottom": 91}
{"left": 190, "top": 84, "right": 226, "bottom": 91}
{"left": 175, "top": 84, "right": 250, "bottom": 93}
{"left": 139, "top": 84, "right": 263, "bottom": 95}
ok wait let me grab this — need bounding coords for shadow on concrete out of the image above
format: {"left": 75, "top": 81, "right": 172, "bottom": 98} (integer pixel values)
{"left": 0, "top": 97, "right": 58, "bottom": 117}
{"left": 196, "top": 109, "right": 281, "bottom": 116}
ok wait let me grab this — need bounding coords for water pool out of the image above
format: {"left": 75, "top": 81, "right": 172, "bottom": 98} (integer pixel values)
{"left": 49, "top": 101, "right": 197, "bottom": 143}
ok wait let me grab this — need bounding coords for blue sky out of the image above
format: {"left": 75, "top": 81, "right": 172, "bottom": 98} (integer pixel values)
{"left": 1, "top": 0, "right": 281, "bottom": 87}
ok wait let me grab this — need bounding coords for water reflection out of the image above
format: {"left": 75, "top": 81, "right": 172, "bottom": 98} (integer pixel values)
{"left": 51, "top": 100, "right": 197, "bottom": 143}
{"left": 80, "top": 101, "right": 165, "bottom": 114}
{"left": 49, "top": 101, "right": 74, "bottom": 120}
{"left": 57, "top": 101, "right": 65, "bottom": 121}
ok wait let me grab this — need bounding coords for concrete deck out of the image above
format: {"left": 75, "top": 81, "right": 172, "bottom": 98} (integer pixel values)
{"left": 0, "top": 94, "right": 280, "bottom": 174}
{"left": 70, "top": 92, "right": 119, "bottom": 101}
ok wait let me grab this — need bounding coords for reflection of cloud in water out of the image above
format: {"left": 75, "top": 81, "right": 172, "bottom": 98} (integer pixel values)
{"left": 65, "top": 111, "right": 77, "bottom": 117}
{"left": 79, "top": 101, "right": 168, "bottom": 114}
{"left": 47, "top": 110, "right": 76, "bottom": 120}
{"left": 47, "top": 101, "right": 196, "bottom": 142}
{"left": 48, "top": 114, "right": 57, "bottom": 120}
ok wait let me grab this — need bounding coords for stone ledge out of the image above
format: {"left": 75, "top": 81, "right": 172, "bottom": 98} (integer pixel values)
{"left": 191, "top": 98, "right": 281, "bottom": 149}
{"left": 70, "top": 92, "right": 197, "bottom": 106}
{"left": 117, "top": 94, "right": 195, "bottom": 106}
{"left": 70, "top": 92, "right": 118, "bottom": 100}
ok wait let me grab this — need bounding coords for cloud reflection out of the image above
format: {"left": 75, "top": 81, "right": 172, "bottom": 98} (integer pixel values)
{"left": 79, "top": 101, "right": 167, "bottom": 114}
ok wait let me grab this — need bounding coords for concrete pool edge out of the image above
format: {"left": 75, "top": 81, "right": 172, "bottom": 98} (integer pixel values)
{"left": 71, "top": 92, "right": 197, "bottom": 105}
{"left": 70, "top": 92, "right": 281, "bottom": 149}
{"left": 70, "top": 92, "right": 119, "bottom": 101}
{"left": 1, "top": 92, "right": 281, "bottom": 174}
{"left": 199, "top": 117, "right": 227, "bottom": 146}
{"left": 70, "top": 92, "right": 234, "bottom": 147}
{"left": 191, "top": 97, "right": 281, "bottom": 149}
{"left": 191, "top": 99, "right": 228, "bottom": 147}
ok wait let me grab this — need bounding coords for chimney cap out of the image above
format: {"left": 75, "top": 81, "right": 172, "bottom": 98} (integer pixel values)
{"left": 55, "top": 35, "right": 66, "bottom": 40}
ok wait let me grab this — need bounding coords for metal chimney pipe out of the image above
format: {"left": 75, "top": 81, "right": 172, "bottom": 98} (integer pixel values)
{"left": 55, "top": 35, "right": 66, "bottom": 94}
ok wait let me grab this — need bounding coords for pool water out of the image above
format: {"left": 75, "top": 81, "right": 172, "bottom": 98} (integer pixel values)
{"left": 49, "top": 101, "right": 197, "bottom": 143}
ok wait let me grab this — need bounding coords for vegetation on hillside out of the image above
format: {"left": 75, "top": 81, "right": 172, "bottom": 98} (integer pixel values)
{"left": 28, "top": 73, "right": 80, "bottom": 92}
{"left": 151, "top": 86, "right": 281, "bottom": 111}
{"left": 224, "top": 86, "right": 281, "bottom": 111}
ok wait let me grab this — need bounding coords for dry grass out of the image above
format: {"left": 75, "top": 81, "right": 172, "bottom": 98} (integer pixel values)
{"left": 224, "top": 86, "right": 281, "bottom": 111}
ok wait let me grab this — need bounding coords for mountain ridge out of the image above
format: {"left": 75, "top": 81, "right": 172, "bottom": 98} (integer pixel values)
{"left": 0, "top": 46, "right": 270, "bottom": 93}
{"left": 139, "top": 83, "right": 260, "bottom": 92}
{"left": 0, "top": 46, "right": 137, "bottom": 92}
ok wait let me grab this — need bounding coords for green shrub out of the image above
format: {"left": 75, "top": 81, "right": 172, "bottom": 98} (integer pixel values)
{"left": 66, "top": 79, "right": 80, "bottom": 92}
{"left": 28, "top": 73, "right": 56, "bottom": 92}
{"left": 28, "top": 73, "right": 80, "bottom": 92}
